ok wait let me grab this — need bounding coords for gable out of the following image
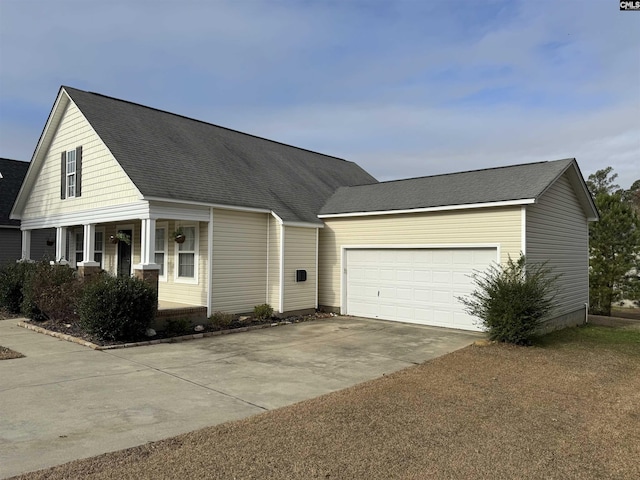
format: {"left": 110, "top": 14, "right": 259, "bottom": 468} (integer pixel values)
{"left": 17, "top": 96, "right": 141, "bottom": 221}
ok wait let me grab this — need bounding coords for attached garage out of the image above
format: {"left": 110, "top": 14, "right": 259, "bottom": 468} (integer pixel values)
{"left": 318, "top": 159, "right": 599, "bottom": 332}
{"left": 345, "top": 247, "right": 497, "bottom": 330}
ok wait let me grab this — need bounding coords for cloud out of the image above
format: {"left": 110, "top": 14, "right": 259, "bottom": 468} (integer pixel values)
{"left": 0, "top": 0, "right": 638, "bottom": 188}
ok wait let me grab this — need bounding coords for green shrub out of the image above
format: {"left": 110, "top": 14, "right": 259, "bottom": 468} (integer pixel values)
{"left": 253, "top": 303, "right": 274, "bottom": 320}
{"left": 0, "top": 262, "right": 38, "bottom": 314}
{"left": 78, "top": 275, "right": 157, "bottom": 341}
{"left": 209, "top": 311, "right": 235, "bottom": 329}
{"left": 164, "top": 318, "right": 191, "bottom": 336}
{"left": 458, "top": 255, "right": 559, "bottom": 345}
{"left": 22, "top": 263, "right": 81, "bottom": 322}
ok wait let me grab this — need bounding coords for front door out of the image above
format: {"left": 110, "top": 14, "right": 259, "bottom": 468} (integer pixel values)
{"left": 117, "top": 229, "right": 132, "bottom": 276}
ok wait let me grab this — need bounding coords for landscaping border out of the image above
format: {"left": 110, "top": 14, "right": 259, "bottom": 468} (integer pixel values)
{"left": 16, "top": 319, "right": 298, "bottom": 350}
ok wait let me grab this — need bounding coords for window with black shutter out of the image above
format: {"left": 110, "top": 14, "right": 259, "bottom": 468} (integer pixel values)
{"left": 61, "top": 146, "right": 82, "bottom": 199}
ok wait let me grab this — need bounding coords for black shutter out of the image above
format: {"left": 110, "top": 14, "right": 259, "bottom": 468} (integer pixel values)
{"left": 60, "top": 151, "right": 66, "bottom": 199}
{"left": 75, "top": 146, "right": 82, "bottom": 197}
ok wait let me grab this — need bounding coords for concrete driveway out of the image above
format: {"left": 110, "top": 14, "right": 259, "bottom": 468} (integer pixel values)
{"left": 0, "top": 316, "right": 480, "bottom": 478}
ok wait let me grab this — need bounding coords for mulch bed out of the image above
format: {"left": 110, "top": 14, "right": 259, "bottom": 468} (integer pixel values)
{"left": 23, "top": 312, "right": 336, "bottom": 347}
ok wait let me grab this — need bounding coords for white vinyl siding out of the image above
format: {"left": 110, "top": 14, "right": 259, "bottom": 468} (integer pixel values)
{"left": 526, "top": 173, "right": 589, "bottom": 317}
{"left": 319, "top": 207, "right": 522, "bottom": 310}
{"left": 21, "top": 100, "right": 140, "bottom": 220}
{"left": 211, "top": 209, "right": 268, "bottom": 314}
{"left": 283, "top": 226, "right": 317, "bottom": 312}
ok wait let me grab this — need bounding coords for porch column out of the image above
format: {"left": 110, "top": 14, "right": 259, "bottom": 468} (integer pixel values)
{"left": 134, "top": 218, "right": 160, "bottom": 297}
{"left": 54, "top": 227, "right": 69, "bottom": 265}
{"left": 20, "top": 230, "right": 31, "bottom": 261}
{"left": 78, "top": 223, "right": 100, "bottom": 278}
{"left": 140, "top": 218, "right": 157, "bottom": 265}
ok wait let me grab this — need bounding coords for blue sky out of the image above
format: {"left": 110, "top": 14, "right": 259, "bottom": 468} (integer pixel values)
{"left": 1, "top": 0, "right": 638, "bottom": 188}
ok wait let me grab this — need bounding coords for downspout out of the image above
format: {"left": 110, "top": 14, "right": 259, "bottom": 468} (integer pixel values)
{"left": 207, "top": 208, "right": 213, "bottom": 317}
{"left": 279, "top": 223, "right": 285, "bottom": 314}
{"left": 315, "top": 227, "right": 319, "bottom": 310}
{"left": 521, "top": 206, "right": 526, "bottom": 258}
{"left": 270, "top": 211, "right": 285, "bottom": 314}
{"left": 266, "top": 215, "right": 270, "bottom": 304}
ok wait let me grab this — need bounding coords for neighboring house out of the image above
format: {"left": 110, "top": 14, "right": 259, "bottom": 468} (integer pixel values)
{"left": 0, "top": 158, "right": 55, "bottom": 266}
{"left": 10, "top": 86, "right": 598, "bottom": 331}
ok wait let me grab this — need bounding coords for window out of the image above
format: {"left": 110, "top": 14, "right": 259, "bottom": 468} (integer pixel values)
{"left": 94, "top": 230, "right": 104, "bottom": 267}
{"left": 61, "top": 146, "right": 82, "bottom": 199}
{"left": 74, "top": 229, "right": 83, "bottom": 266}
{"left": 176, "top": 225, "right": 197, "bottom": 280}
{"left": 66, "top": 150, "right": 76, "bottom": 198}
{"left": 154, "top": 226, "right": 167, "bottom": 278}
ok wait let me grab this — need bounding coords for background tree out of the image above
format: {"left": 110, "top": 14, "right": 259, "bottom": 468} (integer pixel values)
{"left": 623, "top": 179, "right": 640, "bottom": 214}
{"left": 586, "top": 166, "right": 620, "bottom": 196}
{"left": 587, "top": 168, "right": 640, "bottom": 315}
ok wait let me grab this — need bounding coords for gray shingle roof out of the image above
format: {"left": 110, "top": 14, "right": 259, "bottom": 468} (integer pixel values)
{"left": 320, "top": 158, "right": 577, "bottom": 215}
{"left": 63, "top": 87, "right": 377, "bottom": 224}
{"left": 0, "top": 158, "right": 29, "bottom": 226}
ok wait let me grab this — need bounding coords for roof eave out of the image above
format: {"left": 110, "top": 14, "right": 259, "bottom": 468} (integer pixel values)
{"left": 143, "top": 196, "right": 324, "bottom": 227}
{"left": 318, "top": 198, "right": 536, "bottom": 219}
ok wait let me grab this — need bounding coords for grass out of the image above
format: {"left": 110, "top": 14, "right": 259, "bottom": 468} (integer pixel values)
{"left": 535, "top": 323, "right": 640, "bottom": 356}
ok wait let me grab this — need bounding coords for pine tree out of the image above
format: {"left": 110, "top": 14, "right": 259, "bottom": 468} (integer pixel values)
{"left": 587, "top": 169, "right": 640, "bottom": 315}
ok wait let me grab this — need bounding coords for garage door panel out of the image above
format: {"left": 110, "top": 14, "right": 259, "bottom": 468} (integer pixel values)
{"left": 414, "top": 288, "right": 432, "bottom": 302}
{"left": 395, "top": 306, "right": 414, "bottom": 322}
{"left": 346, "top": 248, "right": 494, "bottom": 331}
{"left": 349, "top": 267, "right": 366, "bottom": 280}
{"left": 396, "top": 269, "right": 413, "bottom": 281}
{"left": 432, "top": 250, "right": 452, "bottom": 263}
{"left": 380, "top": 268, "right": 396, "bottom": 281}
{"left": 379, "top": 303, "right": 397, "bottom": 318}
{"left": 350, "top": 300, "right": 378, "bottom": 318}
{"left": 433, "top": 270, "right": 452, "bottom": 283}
{"left": 432, "top": 288, "right": 454, "bottom": 303}
{"left": 413, "top": 269, "right": 431, "bottom": 283}
{"left": 364, "top": 268, "right": 379, "bottom": 280}
{"left": 453, "top": 250, "right": 473, "bottom": 264}
{"left": 396, "top": 288, "right": 413, "bottom": 301}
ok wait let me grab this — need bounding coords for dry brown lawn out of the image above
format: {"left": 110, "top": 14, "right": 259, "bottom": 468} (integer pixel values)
{"left": 12, "top": 325, "right": 640, "bottom": 480}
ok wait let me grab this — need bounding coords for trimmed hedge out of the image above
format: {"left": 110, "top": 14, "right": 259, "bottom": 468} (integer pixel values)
{"left": 78, "top": 275, "right": 157, "bottom": 341}
{"left": 23, "top": 262, "right": 81, "bottom": 322}
{"left": 0, "top": 261, "right": 38, "bottom": 314}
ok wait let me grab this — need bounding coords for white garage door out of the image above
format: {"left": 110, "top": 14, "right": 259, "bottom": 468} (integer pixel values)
{"left": 345, "top": 248, "right": 496, "bottom": 331}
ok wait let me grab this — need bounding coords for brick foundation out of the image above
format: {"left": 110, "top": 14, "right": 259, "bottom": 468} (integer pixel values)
{"left": 134, "top": 268, "right": 159, "bottom": 294}
{"left": 77, "top": 265, "right": 102, "bottom": 279}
